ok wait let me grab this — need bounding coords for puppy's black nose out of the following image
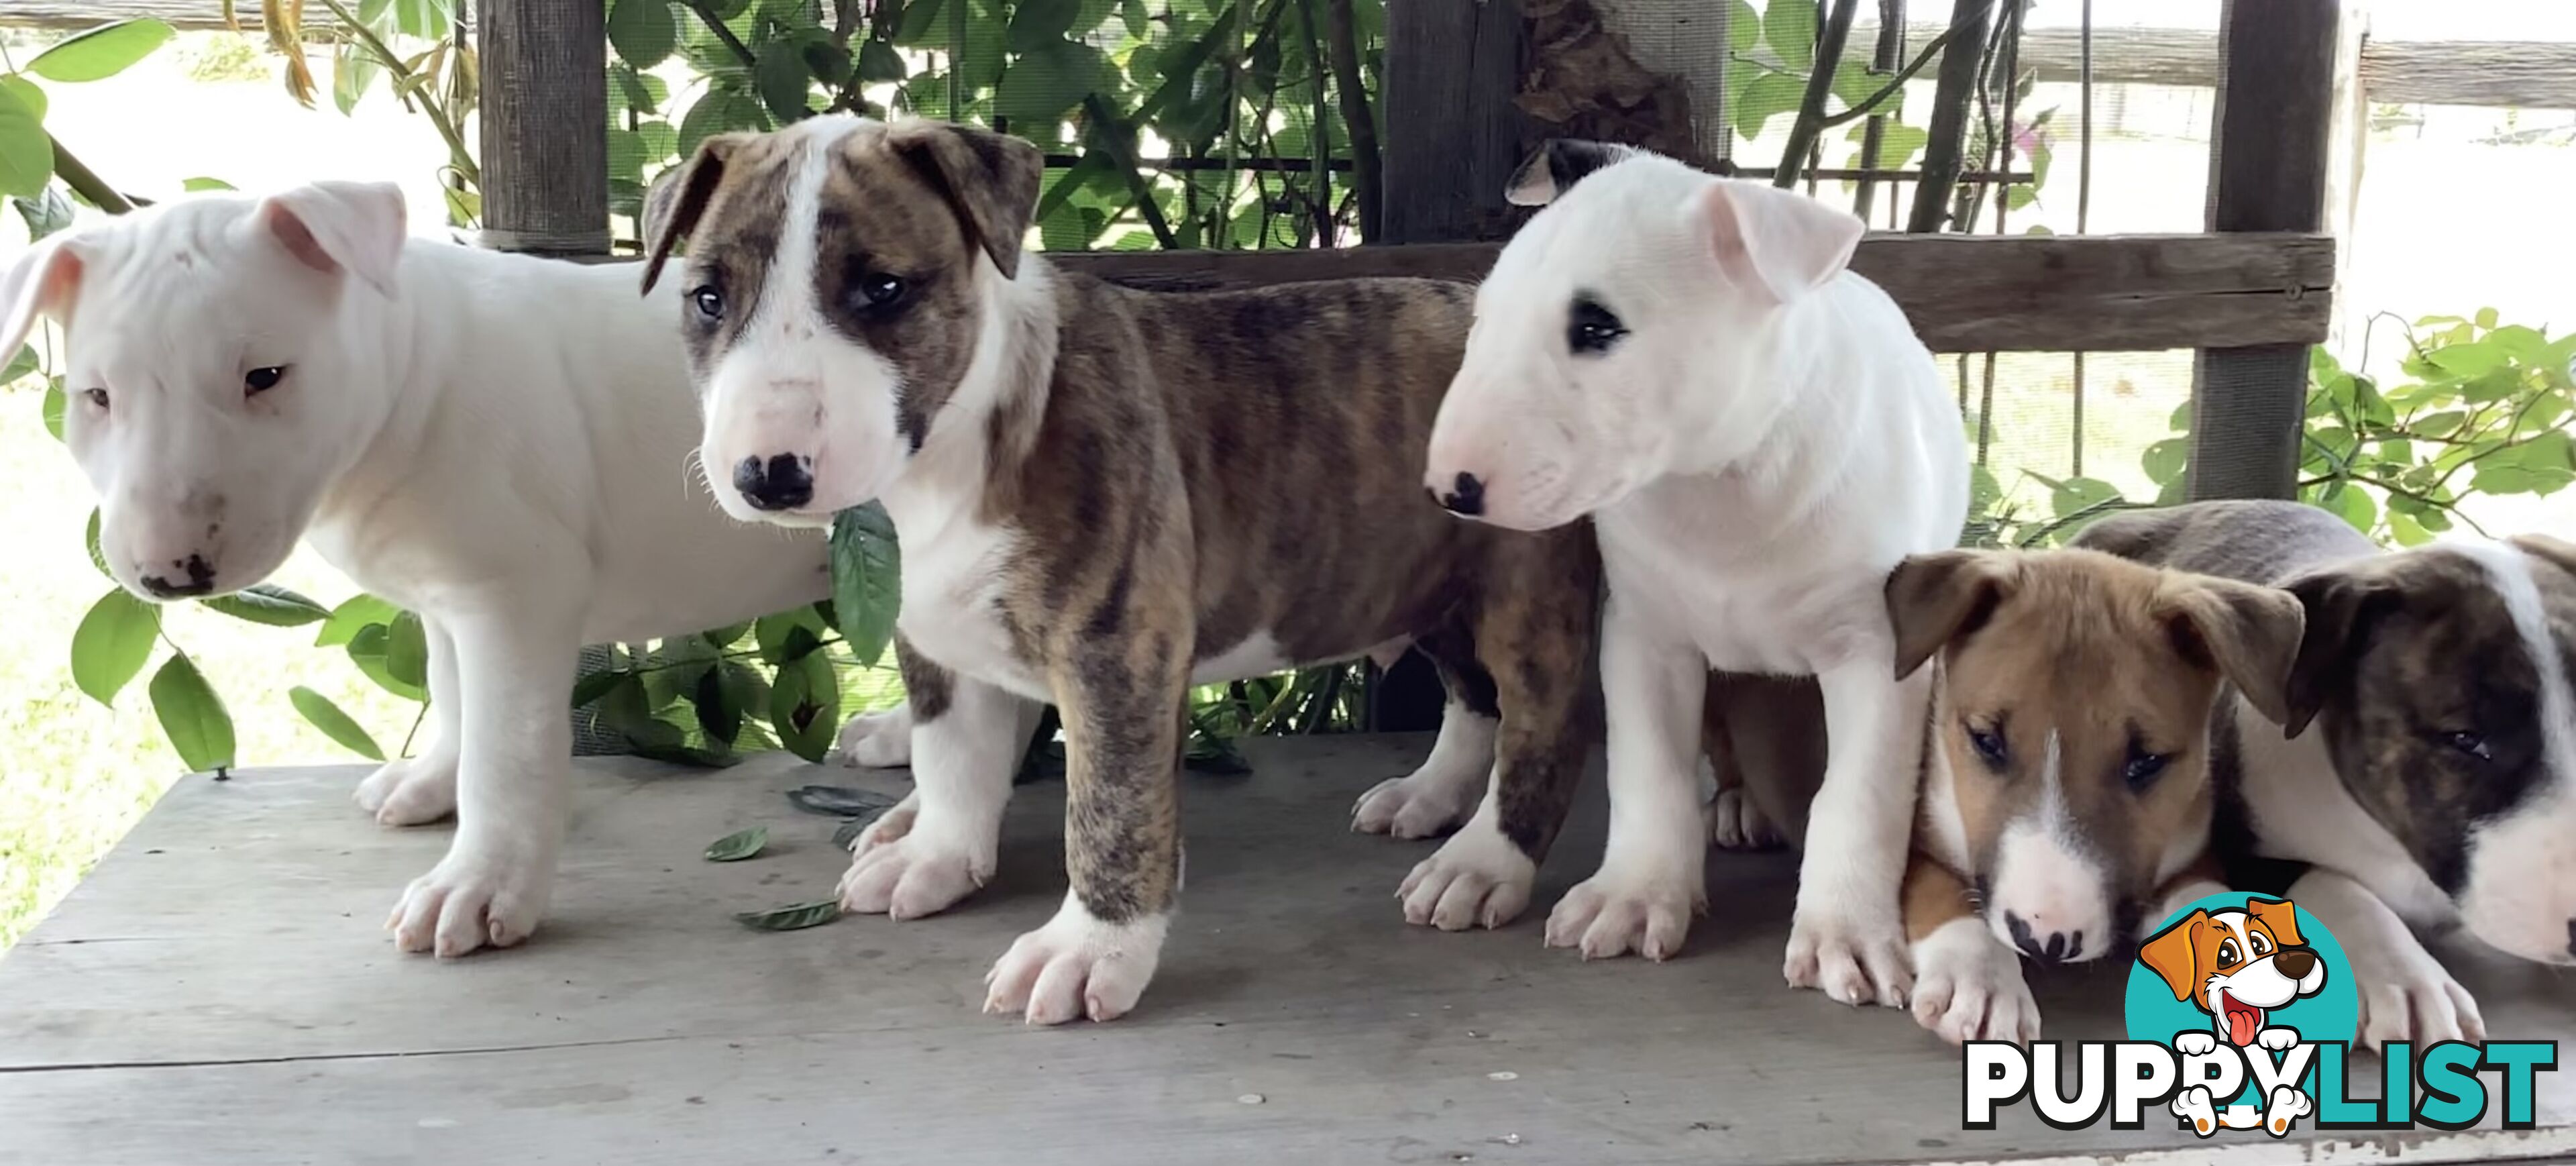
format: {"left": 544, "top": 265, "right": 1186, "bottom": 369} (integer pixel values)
{"left": 139, "top": 553, "right": 216, "bottom": 599}
{"left": 1436, "top": 471, "right": 1485, "bottom": 517}
{"left": 735, "top": 454, "right": 815, "bottom": 511}
{"left": 2273, "top": 948, "right": 2317, "bottom": 979}
{"left": 2005, "top": 912, "right": 2082, "bottom": 964}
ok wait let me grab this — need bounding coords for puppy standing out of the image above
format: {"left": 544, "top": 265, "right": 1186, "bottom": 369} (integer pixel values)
{"left": 1426, "top": 141, "right": 1967, "bottom": 1004}
{"left": 2080, "top": 499, "right": 2576, "bottom": 1048}
{"left": 1878, "top": 547, "right": 2304, "bottom": 1042}
{"left": 641, "top": 115, "right": 1600, "bottom": 1024}
{"left": 1, "top": 184, "right": 831, "bottom": 955}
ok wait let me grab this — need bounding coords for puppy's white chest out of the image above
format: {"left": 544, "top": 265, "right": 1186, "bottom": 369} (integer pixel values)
{"left": 893, "top": 511, "right": 1046, "bottom": 698}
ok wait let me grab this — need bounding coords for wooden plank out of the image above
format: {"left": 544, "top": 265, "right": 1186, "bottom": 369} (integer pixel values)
{"left": 1379, "top": 0, "right": 1527, "bottom": 244}
{"left": 475, "top": 0, "right": 609, "bottom": 256}
{"left": 2189, "top": 0, "right": 2341, "bottom": 502}
{"left": 2, "top": 741, "right": 2568, "bottom": 1164}
{"left": 1050, "top": 232, "right": 2334, "bottom": 354}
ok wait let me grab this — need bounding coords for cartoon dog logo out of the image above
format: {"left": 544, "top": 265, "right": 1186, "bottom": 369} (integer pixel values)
{"left": 2137, "top": 897, "right": 2328, "bottom": 1135}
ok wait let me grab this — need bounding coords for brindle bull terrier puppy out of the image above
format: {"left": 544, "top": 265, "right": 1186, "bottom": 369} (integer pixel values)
{"left": 640, "top": 115, "right": 1600, "bottom": 1024}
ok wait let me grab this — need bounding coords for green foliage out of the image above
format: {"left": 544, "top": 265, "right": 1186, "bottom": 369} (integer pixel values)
{"left": 289, "top": 686, "right": 386, "bottom": 761}
{"left": 0, "top": 19, "right": 176, "bottom": 207}
{"left": 27, "top": 19, "right": 176, "bottom": 83}
{"left": 147, "top": 653, "right": 235, "bottom": 774}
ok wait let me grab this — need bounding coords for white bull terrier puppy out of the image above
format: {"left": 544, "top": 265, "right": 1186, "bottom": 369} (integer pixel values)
{"left": 1, "top": 182, "right": 830, "bottom": 957}
{"left": 1426, "top": 142, "right": 1968, "bottom": 1005}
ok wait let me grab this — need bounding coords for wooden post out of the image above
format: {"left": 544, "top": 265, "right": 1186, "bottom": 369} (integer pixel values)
{"left": 2186, "top": 0, "right": 2340, "bottom": 501}
{"left": 1379, "top": 0, "right": 1527, "bottom": 244}
{"left": 477, "top": 0, "right": 610, "bottom": 256}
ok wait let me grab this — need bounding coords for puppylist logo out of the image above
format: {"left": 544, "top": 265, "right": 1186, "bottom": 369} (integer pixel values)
{"left": 1962, "top": 893, "right": 2558, "bottom": 1138}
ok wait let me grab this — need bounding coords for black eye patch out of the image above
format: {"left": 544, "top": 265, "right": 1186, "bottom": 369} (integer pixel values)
{"left": 1566, "top": 294, "right": 1627, "bottom": 356}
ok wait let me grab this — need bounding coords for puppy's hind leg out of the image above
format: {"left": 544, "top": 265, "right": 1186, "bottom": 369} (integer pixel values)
{"left": 356, "top": 616, "right": 462, "bottom": 826}
{"left": 1354, "top": 637, "right": 1499, "bottom": 839}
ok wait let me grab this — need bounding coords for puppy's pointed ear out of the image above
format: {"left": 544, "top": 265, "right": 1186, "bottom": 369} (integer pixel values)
{"left": 2137, "top": 909, "right": 2212, "bottom": 1004}
{"left": 257, "top": 180, "right": 406, "bottom": 297}
{"left": 641, "top": 133, "right": 751, "bottom": 295}
{"left": 1692, "top": 178, "right": 1865, "bottom": 305}
{"left": 0, "top": 233, "right": 83, "bottom": 363}
{"left": 2281, "top": 566, "right": 2393, "bottom": 739}
{"left": 1884, "top": 549, "right": 2018, "bottom": 681}
{"left": 1505, "top": 139, "right": 1640, "bottom": 207}
{"left": 884, "top": 119, "right": 1042, "bottom": 279}
{"left": 2245, "top": 897, "right": 2305, "bottom": 949}
{"left": 2161, "top": 574, "right": 2307, "bottom": 729}
{"left": 2510, "top": 532, "right": 2576, "bottom": 577}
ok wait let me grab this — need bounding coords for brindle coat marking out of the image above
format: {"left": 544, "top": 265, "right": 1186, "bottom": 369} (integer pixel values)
{"left": 641, "top": 118, "right": 1600, "bottom": 1018}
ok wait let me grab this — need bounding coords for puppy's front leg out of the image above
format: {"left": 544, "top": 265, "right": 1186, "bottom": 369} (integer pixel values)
{"left": 2293, "top": 868, "right": 2485, "bottom": 1050}
{"left": 1542, "top": 598, "right": 1707, "bottom": 959}
{"left": 1903, "top": 854, "right": 2038, "bottom": 1043}
{"left": 355, "top": 615, "right": 462, "bottom": 826}
{"left": 1785, "top": 657, "right": 1929, "bottom": 1006}
{"left": 983, "top": 620, "right": 1190, "bottom": 1024}
{"left": 388, "top": 599, "right": 582, "bottom": 957}
{"left": 841, "top": 637, "right": 1034, "bottom": 918}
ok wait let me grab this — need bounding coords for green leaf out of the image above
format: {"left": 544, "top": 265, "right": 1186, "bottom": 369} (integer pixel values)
{"left": 345, "top": 624, "right": 428, "bottom": 701}
{"left": 385, "top": 611, "right": 429, "bottom": 688}
{"left": 331, "top": 44, "right": 380, "bottom": 115}
{"left": 754, "top": 40, "right": 814, "bottom": 121}
{"left": 2322, "top": 481, "right": 2376, "bottom": 532}
{"left": 995, "top": 40, "right": 1107, "bottom": 127}
{"left": 678, "top": 87, "right": 768, "bottom": 158}
{"left": 181, "top": 176, "right": 236, "bottom": 193}
{"left": 392, "top": 0, "right": 451, "bottom": 40}
{"left": 570, "top": 668, "right": 629, "bottom": 709}
{"left": 1727, "top": 0, "right": 1761, "bottom": 52}
{"left": 2426, "top": 341, "right": 2506, "bottom": 381}
{"left": 702, "top": 620, "right": 753, "bottom": 649}
{"left": 13, "top": 184, "right": 73, "bottom": 241}
{"left": 0, "top": 76, "right": 48, "bottom": 123}
{"left": 84, "top": 509, "right": 108, "bottom": 577}
{"left": 857, "top": 37, "right": 906, "bottom": 83}
{"left": 0, "top": 85, "right": 55, "bottom": 201}
{"left": 1732, "top": 71, "right": 1807, "bottom": 142}
{"left": 5, "top": 343, "right": 36, "bottom": 385}
{"left": 315, "top": 593, "right": 400, "bottom": 646}
{"left": 148, "top": 653, "right": 235, "bottom": 773}
{"left": 1007, "top": 0, "right": 1083, "bottom": 52}
{"left": 829, "top": 503, "right": 901, "bottom": 669}
{"left": 289, "top": 685, "right": 384, "bottom": 761}
{"left": 2047, "top": 474, "right": 2125, "bottom": 519}
{"left": 704, "top": 825, "right": 768, "bottom": 861}
{"left": 769, "top": 649, "right": 840, "bottom": 762}
{"left": 201, "top": 584, "right": 331, "bottom": 627}
{"left": 733, "top": 900, "right": 840, "bottom": 931}
{"left": 2141, "top": 437, "right": 2190, "bottom": 487}
{"left": 42, "top": 380, "right": 65, "bottom": 441}
{"left": 28, "top": 18, "right": 175, "bottom": 83}
{"left": 1763, "top": 0, "right": 1815, "bottom": 72}
{"left": 894, "top": 0, "right": 948, "bottom": 45}
{"left": 2387, "top": 509, "right": 2432, "bottom": 547}
{"left": 609, "top": 0, "right": 680, "bottom": 68}
{"left": 691, "top": 662, "right": 743, "bottom": 743}
{"left": 70, "top": 588, "right": 158, "bottom": 705}
{"left": 755, "top": 604, "right": 833, "bottom": 664}
{"left": 2475, "top": 307, "right": 2500, "bottom": 329}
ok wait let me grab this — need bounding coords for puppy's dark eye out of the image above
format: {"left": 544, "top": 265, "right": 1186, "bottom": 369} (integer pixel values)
{"left": 244, "top": 366, "right": 287, "bottom": 395}
{"left": 2123, "top": 747, "right": 2171, "bottom": 793}
{"left": 2217, "top": 939, "right": 2240, "bottom": 966}
{"left": 2249, "top": 931, "right": 2271, "bottom": 956}
{"left": 1966, "top": 724, "right": 2008, "bottom": 771}
{"left": 83, "top": 388, "right": 109, "bottom": 411}
{"left": 858, "top": 272, "right": 907, "bottom": 308}
{"left": 1567, "top": 295, "right": 1626, "bottom": 355}
{"left": 2441, "top": 730, "right": 2492, "bottom": 761}
{"left": 690, "top": 285, "right": 725, "bottom": 321}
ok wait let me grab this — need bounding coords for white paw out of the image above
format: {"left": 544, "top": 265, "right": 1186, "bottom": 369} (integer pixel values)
{"left": 1543, "top": 859, "right": 1701, "bottom": 960}
{"left": 2261, "top": 1086, "right": 2313, "bottom": 1136}
{"left": 982, "top": 894, "right": 1166, "bottom": 1024}
{"left": 1350, "top": 770, "right": 1480, "bottom": 839}
{"left": 1703, "top": 788, "right": 1784, "bottom": 851}
{"left": 1783, "top": 894, "right": 1913, "bottom": 1008}
{"left": 2257, "top": 1026, "right": 2300, "bottom": 1051}
{"left": 354, "top": 755, "right": 458, "bottom": 827}
{"left": 388, "top": 841, "right": 553, "bottom": 957}
{"left": 2174, "top": 1030, "right": 2218, "bottom": 1056}
{"left": 2172, "top": 1085, "right": 2218, "bottom": 1137}
{"left": 1396, "top": 822, "right": 1536, "bottom": 931}
{"left": 2356, "top": 960, "right": 2487, "bottom": 1052}
{"left": 837, "top": 795, "right": 993, "bottom": 919}
{"left": 1909, "top": 919, "right": 2040, "bottom": 1043}
{"left": 834, "top": 706, "right": 914, "bottom": 768}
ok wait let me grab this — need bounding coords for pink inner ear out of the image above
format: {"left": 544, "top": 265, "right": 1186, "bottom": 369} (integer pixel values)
{"left": 265, "top": 203, "right": 341, "bottom": 278}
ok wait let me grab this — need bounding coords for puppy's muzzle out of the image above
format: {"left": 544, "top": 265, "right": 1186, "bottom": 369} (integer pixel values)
{"left": 2004, "top": 910, "right": 2088, "bottom": 965}
{"left": 735, "top": 454, "right": 816, "bottom": 512}
{"left": 1434, "top": 471, "right": 1486, "bottom": 517}
{"left": 140, "top": 553, "right": 218, "bottom": 600}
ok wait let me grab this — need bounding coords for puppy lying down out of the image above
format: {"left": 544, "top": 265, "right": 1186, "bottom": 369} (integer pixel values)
{"left": 1717, "top": 545, "right": 2305, "bottom": 1042}
{"left": 640, "top": 115, "right": 1601, "bottom": 1023}
{"left": 1, "top": 183, "right": 833, "bottom": 957}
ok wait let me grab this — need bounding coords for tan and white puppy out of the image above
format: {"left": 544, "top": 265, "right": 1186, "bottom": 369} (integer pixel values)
{"left": 0, "top": 184, "right": 831, "bottom": 957}
{"left": 1715, "top": 547, "right": 2300, "bottom": 1043}
{"left": 1424, "top": 140, "right": 1968, "bottom": 1006}
{"left": 639, "top": 115, "right": 1601, "bottom": 1024}
{"left": 2080, "top": 499, "right": 2576, "bottom": 1049}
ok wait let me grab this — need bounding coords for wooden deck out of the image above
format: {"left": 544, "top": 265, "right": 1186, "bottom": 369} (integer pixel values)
{"left": 1, "top": 734, "right": 2569, "bottom": 1165}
